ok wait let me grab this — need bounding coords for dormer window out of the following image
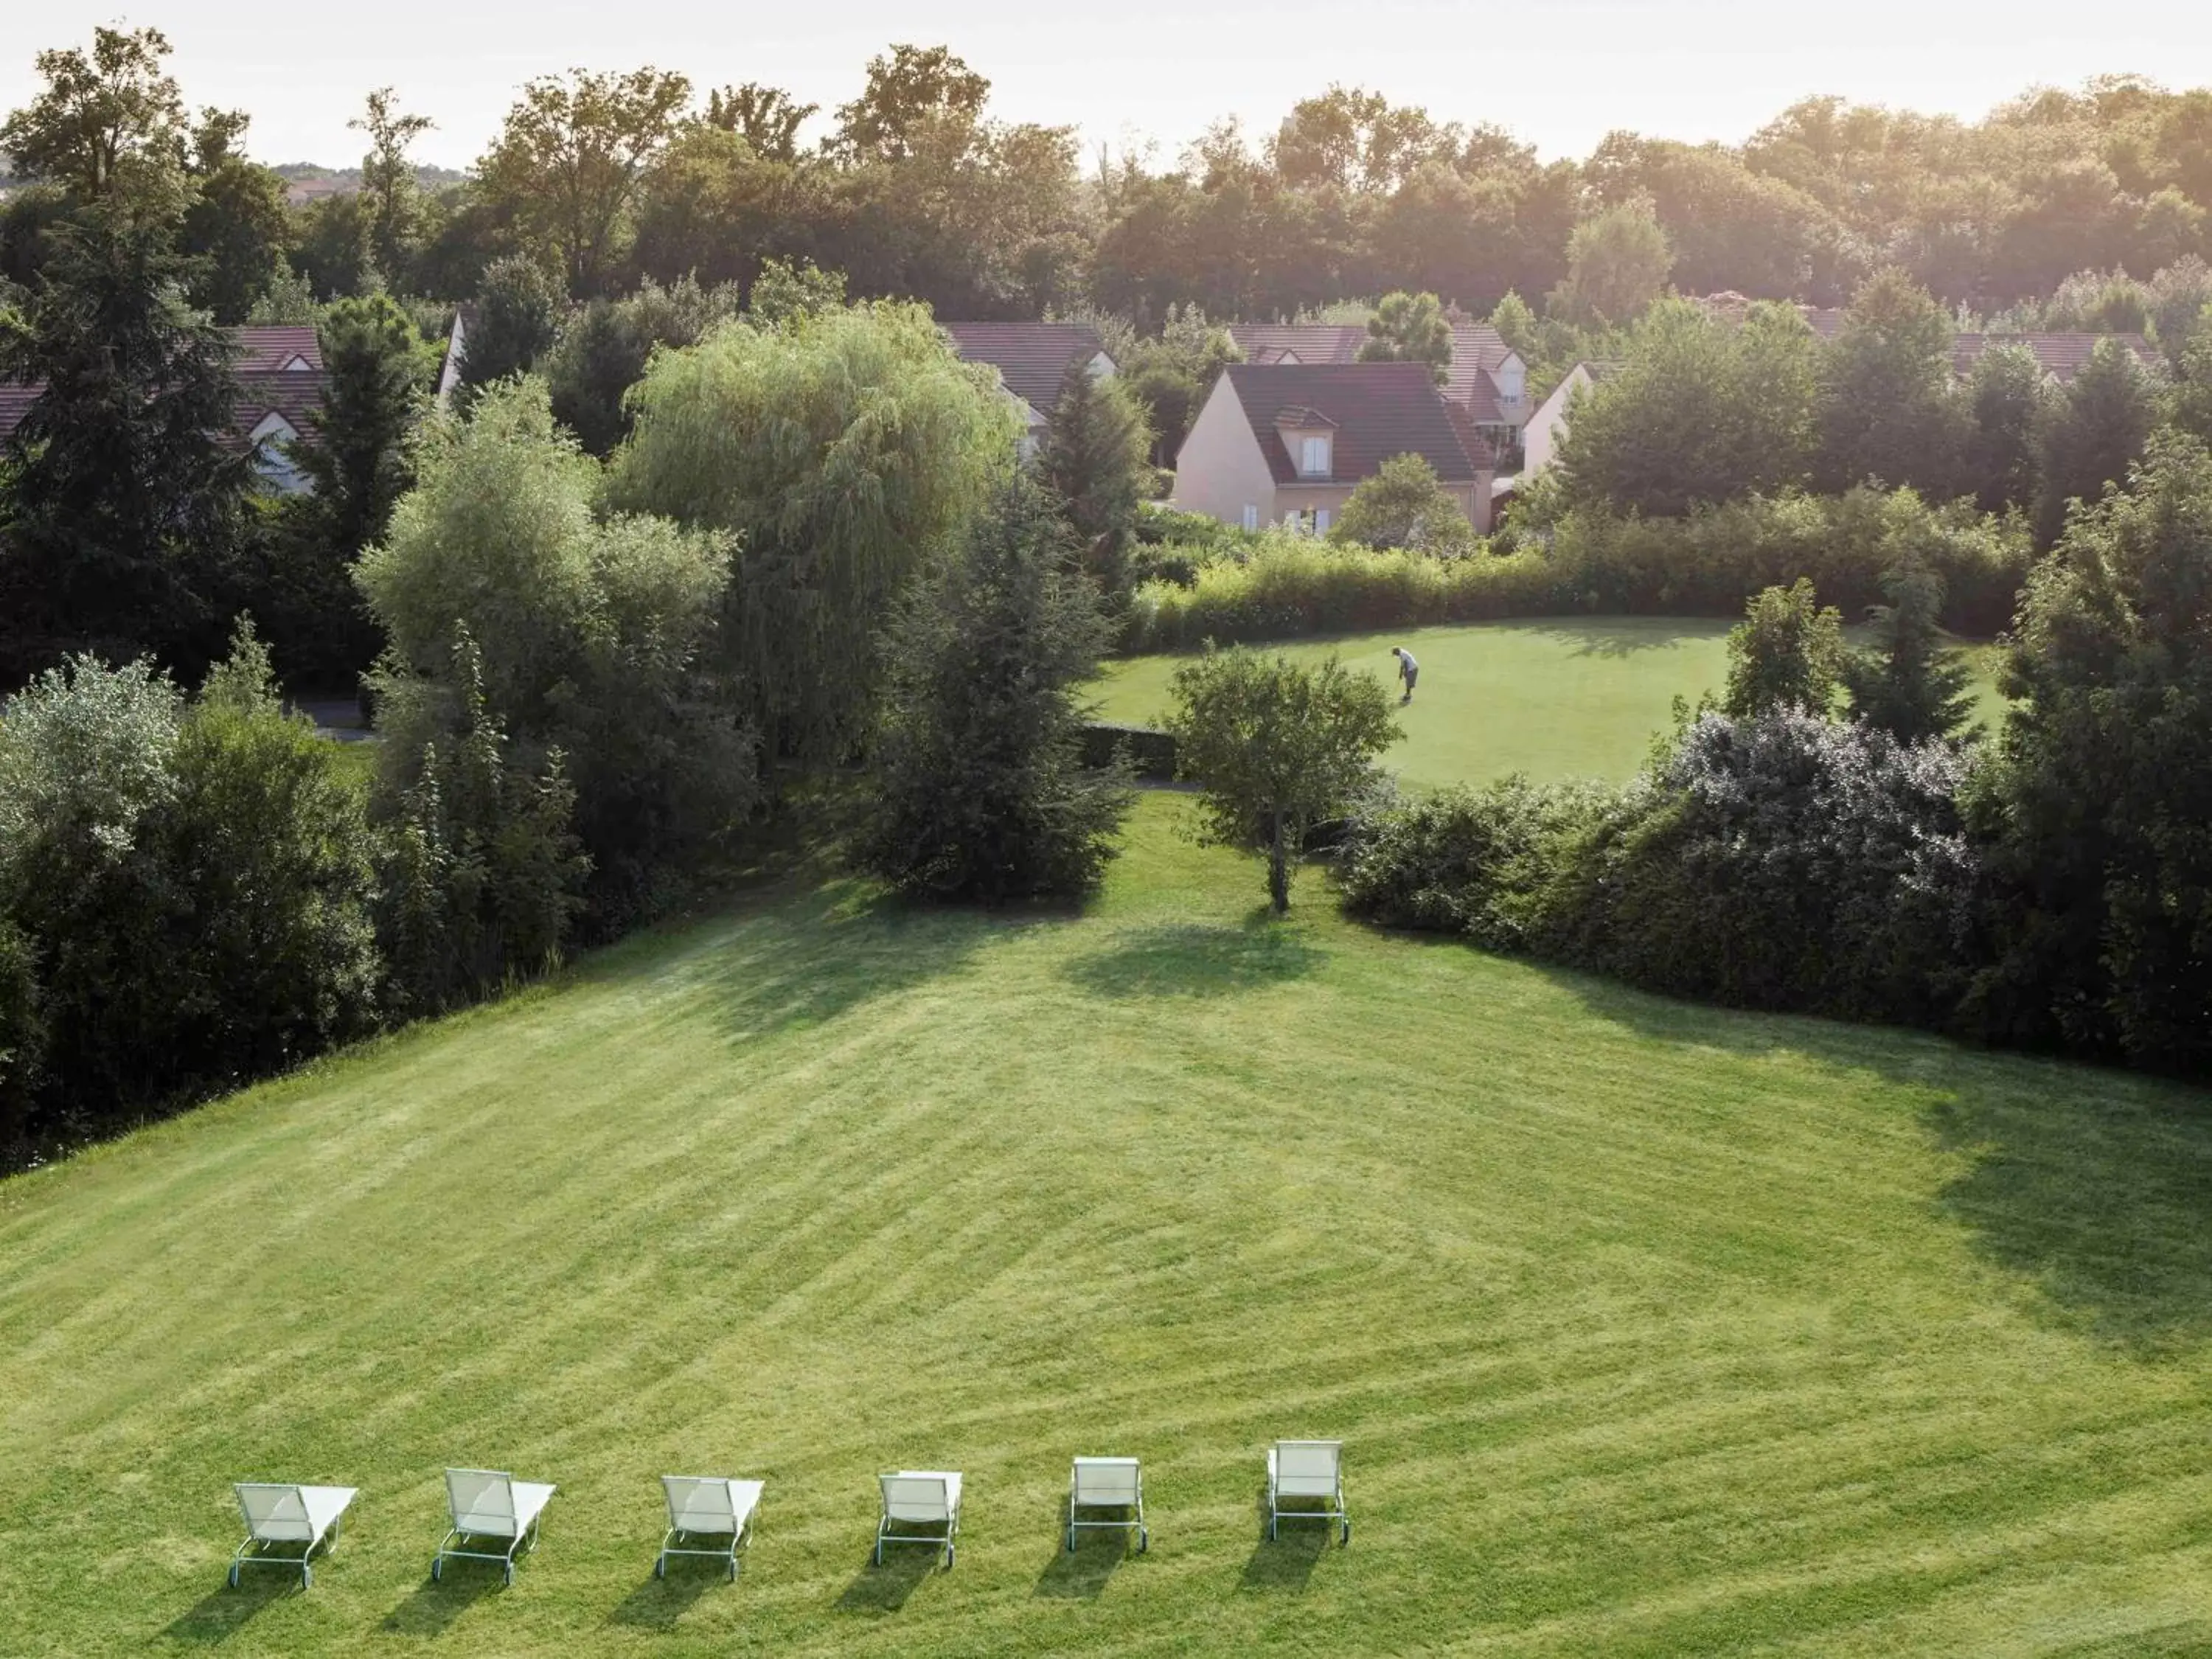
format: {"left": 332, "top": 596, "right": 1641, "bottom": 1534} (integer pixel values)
{"left": 1298, "top": 434, "right": 1331, "bottom": 478}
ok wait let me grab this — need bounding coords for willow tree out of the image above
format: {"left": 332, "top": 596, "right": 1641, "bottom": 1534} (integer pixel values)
{"left": 607, "top": 302, "right": 1017, "bottom": 768}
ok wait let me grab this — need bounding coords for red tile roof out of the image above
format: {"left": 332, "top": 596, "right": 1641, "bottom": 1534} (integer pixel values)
{"left": 1228, "top": 321, "right": 1517, "bottom": 409}
{"left": 939, "top": 321, "right": 1109, "bottom": 414}
{"left": 1951, "top": 331, "right": 2162, "bottom": 383}
{"left": 231, "top": 325, "right": 324, "bottom": 373}
{"left": 233, "top": 369, "right": 326, "bottom": 444}
{"left": 1222, "top": 361, "right": 1494, "bottom": 486}
{"left": 1, "top": 339, "right": 327, "bottom": 451}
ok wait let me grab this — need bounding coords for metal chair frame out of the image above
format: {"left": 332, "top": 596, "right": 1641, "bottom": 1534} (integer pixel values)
{"left": 1066, "top": 1457, "right": 1149, "bottom": 1553}
{"left": 874, "top": 1474, "right": 961, "bottom": 1569}
{"left": 229, "top": 1484, "right": 354, "bottom": 1588}
{"left": 655, "top": 1477, "right": 762, "bottom": 1582}
{"left": 1267, "top": 1440, "right": 1350, "bottom": 1545}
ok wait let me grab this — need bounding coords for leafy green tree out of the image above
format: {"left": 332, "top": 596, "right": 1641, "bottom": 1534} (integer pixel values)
{"left": 476, "top": 66, "right": 692, "bottom": 294}
{"left": 0, "top": 631, "right": 378, "bottom": 1149}
{"left": 543, "top": 274, "right": 742, "bottom": 454}
{"left": 0, "top": 202, "right": 251, "bottom": 676}
{"left": 860, "top": 471, "right": 1132, "bottom": 900}
{"left": 1813, "top": 268, "right": 1966, "bottom": 495}
{"left": 1722, "top": 579, "right": 1845, "bottom": 717}
{"left": 608, "top": 302, "right": 1016, "bottom": 769}
{"left": 1843, "top": 543, "right": 1975, "bottom": 742}
{"left": 0, "top": 917, "right": 41, "bottom": 1150}
{"left": 1972, "top": 432, "right": 2212, "bottom": 1065}
{"left": 1557, "top": 299, "right": 1815, "bottom": 515}
{"left": 2176, "top": 304, "right": 2212, "bottom": 443}
{"left": 1036, "top": 355, "right": 1153, "bottom": 593}
{"left": 373, "top": 628, "right": 588, "bottom": 1015}
{"left": 2034, "top": 335, "right": 2166, "bottom": 546}
{"left": 1548, "top": 200, "right": 1672, "bottom": 326}
{"left": 351, "top": 88, "right": 435, "bottom": 284}
{"left": 1489, "top": 291, "right": 1537, "bottom": 355}
{"left": 359, "top": 380, "right": 748, "bottom": 927}
{"left": 1357, "top": 289, "right": 1452, "bottom": 383}
{"left": 703, "top": 83, "right": 817, "bottom": 161}
{"left": 0, "top": 26, "right": 185, "bottom": 204}
{"left": 1331, "top": 453, "right": 1477, "bottom": 554}
{"left": 1962, "top": 342, "right": 2049, "bottom": 513}
{"left": 1119, "top": 304, "right": 1242, "bottom": 465}
{"left": 831, "top": 44, "right": 989, "bottom": 164}
{"left": 746, "top": 257, "right": 846, "bottom": 326}
{"left": 178, "top": 111, "right": 290, "bottom": 324}
{"left": 457, "top": 254, "right": 566, "bottom": 390}
{"left": 1166, "top": 646, "right": 1400, "bottom": 913}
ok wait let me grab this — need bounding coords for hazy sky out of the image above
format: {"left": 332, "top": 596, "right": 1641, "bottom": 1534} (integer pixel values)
{"left": 4, "top": 0, "right": 2207, "bottom": 170}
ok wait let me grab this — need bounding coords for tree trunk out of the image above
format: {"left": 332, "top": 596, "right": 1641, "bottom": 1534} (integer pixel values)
{"left": 1268, "top": 812, "right": 1290, "bottom": 914}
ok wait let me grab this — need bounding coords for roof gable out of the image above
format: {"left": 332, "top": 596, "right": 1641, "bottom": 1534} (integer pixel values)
{"left": 1228, "top": 321, "right": 1516, "bottom": 407}
{"left": 1220, "top": 361, "right": 1492, "bottom": 486}
{"left": 939, "top": 321, "right": 1110, "bottom": 414}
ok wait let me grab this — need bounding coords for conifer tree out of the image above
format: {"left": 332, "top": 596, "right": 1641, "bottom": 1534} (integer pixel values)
{"left": 859, "top": 471, "right": 1133, "bottom": 902}
{"left": 1036, "top": 354, "right": 1153, "bottom": 595}
{"left": 1843, "top": 546, "right": 1976, "bottom": 743}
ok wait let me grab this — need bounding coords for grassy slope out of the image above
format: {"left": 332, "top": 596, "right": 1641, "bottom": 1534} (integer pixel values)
{"left": 1093, "top": 620, "right": 2011, "bottom": 787}
{"left": 5, "top": 796, "right": 2211, "bottom": 1656}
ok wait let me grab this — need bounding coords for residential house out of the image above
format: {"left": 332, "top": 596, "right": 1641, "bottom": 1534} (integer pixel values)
{"left": 0, "top": 324, "right": 330, "bottom": 495}
{"left": 1170, "top": 361, "right": 1497, "bottom": 535}
{"left": 939, "top": 321, "right": 1116, "bottom": 456}
{"left": 1228, "top": 320, "right": 1531, "bottom": 459}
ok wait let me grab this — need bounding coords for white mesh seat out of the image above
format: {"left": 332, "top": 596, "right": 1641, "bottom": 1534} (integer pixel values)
{"left": 1067, "top": 1456, "right": 1147, "bottom": 1553}
{"left": 433, "top": 1468, "right": 557, "bottom": 1585}
{"left": 874, "top": 1471, "right": 962, "bottom": 1569}
{"left": 229, "top": 1482, "right": 358, "bottom": 1587}
{"left": 655, "top": 1475, "right": 765, "bottom": 1582}
{"left": 1266, "top": 1439, "right": 1349, "bottom": 1544}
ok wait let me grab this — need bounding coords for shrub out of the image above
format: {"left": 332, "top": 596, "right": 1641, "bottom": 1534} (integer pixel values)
{"left": 1722, "top": 579, "right": 1845, "bottom": 717}
{"left": 1121, "top": 487, "right": 2031, "bottom": 652}
{"left": 1340, "top": 708, "right": 1982, "bottom": 1026}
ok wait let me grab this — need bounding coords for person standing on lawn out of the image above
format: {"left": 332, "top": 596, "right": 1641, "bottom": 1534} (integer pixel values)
{"left": 1391, "top": 646, "right": 1419, "bottom": 703}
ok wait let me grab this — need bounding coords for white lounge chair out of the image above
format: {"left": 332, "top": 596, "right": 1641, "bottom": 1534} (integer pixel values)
{"left": 655, "top": 1475, "right": 765, "bottom": 1582}
{"left": 229, "top": 1482, "right": 358, "bottom": 1587}
{"left": 875, "top": 1471, "right": 961, "bottom": 1569}
{"left": 433, "top": 1467, "right": 557, "bottom": 1585}
{"left": 1067, "top": 1456, "right": 1147, "bottom": 1553}
{"left": 1267, "top": 1439, "right": 1349, "bottom": 1544}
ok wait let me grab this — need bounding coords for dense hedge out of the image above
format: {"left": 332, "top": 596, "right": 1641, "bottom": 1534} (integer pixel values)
{"left": 1122, "top": 486, "right": 2034, "bottom": 651}
{"left": 1080, "top": 722, "right": 1178, "bottom": 779}
{"left": 1339, "top": 709, "right": 1984, "bottom": 1028}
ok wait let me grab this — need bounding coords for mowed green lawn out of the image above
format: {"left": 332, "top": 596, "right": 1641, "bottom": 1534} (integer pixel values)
{"left": 6, "top": 795, "right": 2212, "bottom": 1656}
{"left": 1094, "top": 620, "right": 2011, "bottom": 787}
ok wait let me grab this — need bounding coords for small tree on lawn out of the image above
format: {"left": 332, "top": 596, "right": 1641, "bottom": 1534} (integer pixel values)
{"left": 1036, "top": 354, "right": 1154, "bottom": 595}
{"left": 1843, "top": 546, "right": 1975, "bottom": 743}
{"left": 1330, "top": 453, "right": 1477, "bottom": 554}
{"left": 860, "top": 471, "right": 1133, "bottom": 901}
{"left": 1166, "top": 647, "right": 1399, "bottom": 914}
{"left": 1723, "top": 579, "right": 1846, "bottom": 718}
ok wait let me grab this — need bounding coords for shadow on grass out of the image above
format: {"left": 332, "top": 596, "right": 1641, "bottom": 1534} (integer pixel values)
{"left": 834, "top": 1544, "right": 938, "bottom": 1614}
{"left": 1543, "top": 961, "right": 2212, "bottom": 1354}
{"left": 1238, "top": 1481, "right": 1339, "bottom": 1592}
{"left": 1063, "top": 921, "right": 1324, "bottom": 999}
{"left": 689, "top": 877, "right": 1065, "bottom": 1042}
{"left": 605, "top": 1563, "right": 720, "bottom": 1630}
{"left": 161, "top": 1575, "right": 297, "bottom": 1644}
{"left": 1034, "top": 1522, "right": 1134, "bottom": 1600}
{"left": 378, "top": 1570, "right": 496, "bottom": 1637}
{"left": 1528, "top": 618, "right": 1732, "bottom": 659}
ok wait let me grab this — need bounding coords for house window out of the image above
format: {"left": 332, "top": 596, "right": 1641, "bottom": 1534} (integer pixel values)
{"left": 1314, "top": 509, "right": 1332, "bottom": 534}
{"left": 1299, "top": 435, "right": 1330, "bottom": 477}
{"left": 1242, "top": 504, "right": 1259, "bottom": 531}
